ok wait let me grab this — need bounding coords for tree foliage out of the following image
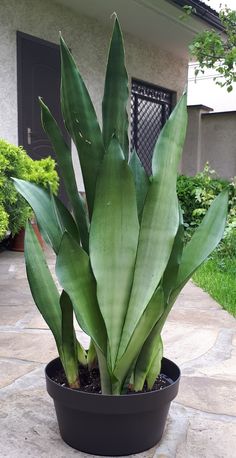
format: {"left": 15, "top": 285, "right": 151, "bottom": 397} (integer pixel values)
{"left": 185, "top": 4, "right": 236, "bottom": 92}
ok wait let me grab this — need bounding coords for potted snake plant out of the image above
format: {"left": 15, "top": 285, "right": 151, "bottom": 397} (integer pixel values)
{"left": 13, "top": 18, "right": 228, "bottom": 456}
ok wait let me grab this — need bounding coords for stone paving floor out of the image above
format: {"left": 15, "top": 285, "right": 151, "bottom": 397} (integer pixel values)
{"left": 0, "top": 249, "right": 235, "bottom": 457}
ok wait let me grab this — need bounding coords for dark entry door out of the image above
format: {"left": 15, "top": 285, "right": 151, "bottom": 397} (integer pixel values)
{"left": 17, "top": 31, "right": 69, "bottom": 204}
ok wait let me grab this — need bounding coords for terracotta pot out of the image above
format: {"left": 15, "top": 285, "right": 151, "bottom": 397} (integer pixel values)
{"left": 11, "top": 223, "right": 44, "bottom": 252}
{"left": 45, "top": 357, "right": 181, "bottom": 456}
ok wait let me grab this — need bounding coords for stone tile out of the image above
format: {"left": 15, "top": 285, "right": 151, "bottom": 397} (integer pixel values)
{"left": 0, "top": 359, "right": 38, "bottom": 388}
{"left": 0, "top": 286, "right": 33, "bottom": 306}
{"left": 26, "top": 313, "right": 49, "bottom": 330}
{"left": 176, "top": 416, "right": 236, "bottom": 458}
{"left": 168, "top": 304, "right": 236, "bottom": 329}
{"left": 0, "top": 306, "right": 32, "bottom": 326}
{"left": 177, "top": 376, "right": 236, "bottom": 416}
{"left": 0, "top": 331, "right": 58, "bottom": 363}
{"left": 162, "top": 322, "right": 217, "bottom": 366}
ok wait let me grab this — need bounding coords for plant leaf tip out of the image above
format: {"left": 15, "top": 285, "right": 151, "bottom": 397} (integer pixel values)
{"left": 110, "top": 11, "right": 118, "bottom": 20}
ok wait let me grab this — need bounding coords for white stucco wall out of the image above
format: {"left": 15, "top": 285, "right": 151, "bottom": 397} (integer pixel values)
{"left": 0, "top": 0, "right": 188, "bottom": 189}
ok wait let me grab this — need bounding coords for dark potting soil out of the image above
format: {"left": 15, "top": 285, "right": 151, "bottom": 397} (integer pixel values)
{"left": 51, "top": 364, "right": 173, "bottom": 394}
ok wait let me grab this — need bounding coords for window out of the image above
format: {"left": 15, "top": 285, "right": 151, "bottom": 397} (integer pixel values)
{"left": 130, "top": 79, "right": 175, "bottom": 175}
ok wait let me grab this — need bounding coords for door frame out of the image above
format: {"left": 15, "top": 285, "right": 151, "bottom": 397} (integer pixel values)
{"left": 17, "top": 31, "right": 60, "bottom": 146}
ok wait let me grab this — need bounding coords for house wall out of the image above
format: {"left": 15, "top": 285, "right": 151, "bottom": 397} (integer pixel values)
{"left": 0, "top": 0, "right": 188, "bottom": 189}
{"left": 201, "top": 112, "right": 236, "bottom": 178}
{"left": 182, "top": 106, "right": 236, "bottom": 179}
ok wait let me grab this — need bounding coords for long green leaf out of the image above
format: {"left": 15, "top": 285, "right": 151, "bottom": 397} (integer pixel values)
{"left": 172, "top": 188, "right": 229, "bottom": 300}
{"left": 146, "top": 189, "right": 229, "bottom": 353}
{"left": 60, "top": 291, "right": 79, "bottom": 388}
{"left": 129, "top": 151, "right": 149, "bottom": 220}
{"left": 56, "top": 232, "right": 107, "bottom": 354}
{"left": 118, "top": 93, "right": 187, "bottom": 358}
{"left": 76, "top": 340, "right": 87, "bottom": 366}
{"left": 40, "top": 98, "right": 89, "bottom": 251}
{"left": 13, "top": 178, "right": 79, "bottom": 254}
{"left": 162, "top": 203, "right": 185, "bottom": 302}
{"left": 114, "top": 287, "right": 164, "bottom": 393}
{"left": 24, "top": 222, "right": 62, "bottom": 357}
{"left": 60, "top": 35, "right": 105, "bottom": 217}
{"left": 51, "top": 192, "right": 79, "bottom": 242}
{"left": 102, "top": 18, "right": 129, "bottom": 159}
{"left": 94, "top": 344, "right": 112, "bottom": 395}
{"left": 146, "top": 336, "right": 163, "bottom": 390}
{"left": 87, "top": 340, "right": 97, "bottom": 369}
{"left": 90, "top": 137, "right": 139, "bottom": 369}
{"left": 13, "top": 178, "right": 62, "bottom": 252}
{"left": 134, "top": 332, "right": 163, "bottom": 391}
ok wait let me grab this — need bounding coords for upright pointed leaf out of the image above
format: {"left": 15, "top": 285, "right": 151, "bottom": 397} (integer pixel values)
{"left": 118, "top": 93, "right": 188, "bottom": 358}
{"left": 129, "top": 151, "right": 149, "bottom": 220}
{"left": 114, "top": 287, "right": 164, "bottom": 393}
{"left": 162, "top": 203, "right": 185, "bottom": 302}
{"left": 90, "top": 137, "right": 139, "bottom": 368}
{"left": 87, "top": 340, "right": 97, "bottom": 369}
{"left": 60, "top": 291, "right": 79, "bottom": 388}
{"left": 40, "top": 98, "right": 89, "bottom": 251}
{"left": 94, "top": 344, "right": 112, "bottom": 395}
{"left": 76, "top": 340, "right": 87, "bottom": 366}
{"left": 24, "top": 222, "right": 62, "bottom": 357}
{"left": 134, "top": 332, "right": 163, "bottom": 391}
{"left": 172, "top": 189, "right": 228, "bottom": 299}
{"left": 60, "top": 35, "right": 105, "bottom": 217}
{"left": 146, "top": 336, "right": 163, "bottom": 390}
{"left": 102, "top": 18, "right": 129, "bottom": 159}
{"left": 56, "top": 232, "right": 107, "bottom": 354}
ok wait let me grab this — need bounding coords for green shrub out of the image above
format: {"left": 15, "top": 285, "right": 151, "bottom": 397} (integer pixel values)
{"left": 177, "top": 163, "right": 228, "bottom": 229}
{"left": 0, "top": 139, "right": 59, "bottom": 239}
{"left": 177, "top": 163, "right": 236, "bottom": 250}
{"left": 0, "top": 203, "right": 8, "bottom": 240}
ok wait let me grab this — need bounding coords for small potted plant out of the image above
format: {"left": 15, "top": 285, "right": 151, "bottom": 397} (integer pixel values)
{"left": 13, "top": 18, "right": 228, "bottom": 456}
{"left": 0, "top": 139, "right": 58, "bottom": 250}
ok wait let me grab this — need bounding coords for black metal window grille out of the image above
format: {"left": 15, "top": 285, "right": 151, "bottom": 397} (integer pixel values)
{"left": 131, "top": 79, "right": 175, "bottom": 175}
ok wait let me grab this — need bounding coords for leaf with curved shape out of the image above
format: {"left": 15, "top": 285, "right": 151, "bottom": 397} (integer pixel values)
{"left": 147, "top": 189, "right": 229, "bottom": 350}
{"left": 13, "top": 178, "right": 79, "bottom": 253}
{"left": 114, "top": 287, "right": 164, "bottom": 394}
{"left": 56, "top": 231, "right": 107, "bottom": 355}
{"left": 51, "top": 192, "right": 79, "bottom": 242}
{"left": 162, "top": 203, "right": 185, "bottom": 302}
{"left": 60, "top": 290, "right": 79, "bottom": 388}
{"left": 40, "top": 98, "right": 89, "bottom": 251}
{"left": 134, "top": 331, "right": 163, "bottom": 391}
{"left": 60, "top": 35, "right": 105, "bottom": 218}
{"left": 13, "top": 178, "right": 62, "bottom": 252}
{"left": 146, "top": 336, "right": 163, "bottom": 390}
{"left": 118, "top": 93, "right": 188, "bottom": 359}
{"left": 24, "top": 222, "right": 62, "bottom": 357}
{"left": 102, "top": 18, "right": 129, "bottom": 159}
{"left": 172, "top": 189, "right": 228, "bottom": 301}
{"left": 90, "top": 137, "right": 139, "bottom": 369}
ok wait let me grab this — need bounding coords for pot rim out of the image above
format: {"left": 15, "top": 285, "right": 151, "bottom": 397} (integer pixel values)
{"left": 45, "top": 356, "right": 181, "bottom": 399}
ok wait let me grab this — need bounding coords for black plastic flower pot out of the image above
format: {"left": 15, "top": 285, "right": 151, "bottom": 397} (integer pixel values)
{"left": 45, "top": 357, "right": 180, "bottom": 456}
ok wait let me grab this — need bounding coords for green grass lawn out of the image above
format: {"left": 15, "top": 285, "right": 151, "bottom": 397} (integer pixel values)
{"left": 193, "top": 254, "right": 236, "bottom": 318}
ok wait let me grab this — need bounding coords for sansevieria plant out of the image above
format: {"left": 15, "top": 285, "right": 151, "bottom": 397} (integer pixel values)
{"left": 13, "top": 18, "right": 228, "bottom": 395}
